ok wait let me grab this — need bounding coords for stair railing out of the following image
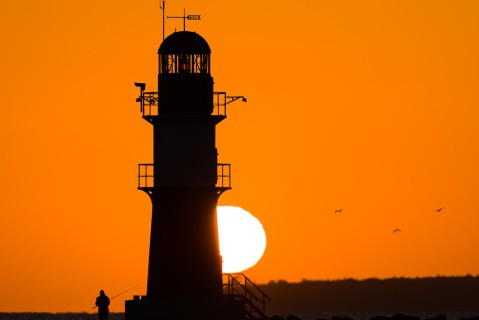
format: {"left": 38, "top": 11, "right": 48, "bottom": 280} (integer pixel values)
{"left": 223, "top": 273, "right": 271, "bottom": 319}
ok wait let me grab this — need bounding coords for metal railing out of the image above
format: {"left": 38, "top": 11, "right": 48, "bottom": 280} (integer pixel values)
{"left": 212, "top": 92, "right": 228, "bottom": 116}
{"left": 217, "top": 163, "right": 231, "bottom": 189}
{"left": 138, "top": 91, "right": 159, "bottom": 118}
{"left": 136, "top": 91, "right": 238, "bottom": 117}
{"left": 137, "top": 163, "right": 231, "bottom": 189}
{"left": 223, "top": 273, "right": 270, "bottom": 319}
{"left": 138, "top": 164, "right": 154, "bottom": 188}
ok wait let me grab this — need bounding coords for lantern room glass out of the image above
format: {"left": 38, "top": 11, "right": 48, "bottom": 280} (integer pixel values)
{"left": 160, "top": 53, "right": 210, "bottom": 74}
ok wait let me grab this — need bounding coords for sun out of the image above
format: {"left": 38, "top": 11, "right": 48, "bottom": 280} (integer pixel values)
{"left": 217, "top": 206, "right": 267, "bottom": 273}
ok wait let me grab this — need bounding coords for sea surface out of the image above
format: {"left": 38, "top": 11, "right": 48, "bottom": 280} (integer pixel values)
{"left": 0, "top": 313, "right": 478, "bottom": 320}
{"left": 291, "top": 313, "right": 479, "bottom": 320}
{"left": 0, "top": 313, "right": 124, "bottom": 320}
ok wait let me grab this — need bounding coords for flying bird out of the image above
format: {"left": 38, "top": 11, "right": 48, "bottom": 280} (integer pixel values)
{"left": 392, "top": 229, "right": 401, "bottom": 234}
{"left": 334, "top": 209, "right": 342, "bottom": 213}
{"left": 435, "top": 207, "right": 444, "bottom": 213}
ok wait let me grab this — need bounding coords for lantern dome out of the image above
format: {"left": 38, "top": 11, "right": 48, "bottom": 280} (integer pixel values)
{"left": 158, "top": 31, "right": 211, "bottom": 54}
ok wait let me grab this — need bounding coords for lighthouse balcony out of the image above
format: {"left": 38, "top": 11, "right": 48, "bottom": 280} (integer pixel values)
{"left": 137, "top": 91, "right": 230, "bottom": 119}
{"left": 137, "top": 163, "right": 231, "bottom": 191}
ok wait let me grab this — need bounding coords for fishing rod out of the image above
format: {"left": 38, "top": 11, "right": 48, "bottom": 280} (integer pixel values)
{"left": 92, "top": 285, "right": 137, "bottom": 309}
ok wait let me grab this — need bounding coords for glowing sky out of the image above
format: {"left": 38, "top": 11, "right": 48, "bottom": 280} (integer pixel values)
{"left": 1, "top": 0, "right": 478, "bottom": 313}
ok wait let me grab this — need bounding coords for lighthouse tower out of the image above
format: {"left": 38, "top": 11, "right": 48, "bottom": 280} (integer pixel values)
{"left": 125, "top": 30, "right": 248, "bottom": 320}
{"left": 146, "top": 31, "right": 224, "bottom": 298}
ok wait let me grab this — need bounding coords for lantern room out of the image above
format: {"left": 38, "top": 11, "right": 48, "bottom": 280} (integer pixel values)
{"left": 158, "top": 31, "right": 211, "bottom": 74}
{"left": 157, "top": 31, "right": 213, "bottom": 115}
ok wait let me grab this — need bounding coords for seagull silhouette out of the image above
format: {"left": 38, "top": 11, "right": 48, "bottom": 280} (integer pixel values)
{"left": 392, "top": 228, "right": 401, "bottom": 234}
{"left": 435, "top": 207, "right": 444, "bottom": 213}
{"left": 334, "top": 209, "right": 342, "bottom": 213}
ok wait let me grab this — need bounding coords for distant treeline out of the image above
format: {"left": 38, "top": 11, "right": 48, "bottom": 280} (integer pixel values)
{"left": 257, "top": 275, "right": 479, "bottom": 317}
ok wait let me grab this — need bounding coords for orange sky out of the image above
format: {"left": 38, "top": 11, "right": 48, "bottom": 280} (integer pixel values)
{"left": 1, "top": 0, "right": 479, "bottom": 313}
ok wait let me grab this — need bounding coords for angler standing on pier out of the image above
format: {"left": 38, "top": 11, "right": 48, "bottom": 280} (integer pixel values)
{"left": 95, "top": 290, "right": 110, "bottom": 320}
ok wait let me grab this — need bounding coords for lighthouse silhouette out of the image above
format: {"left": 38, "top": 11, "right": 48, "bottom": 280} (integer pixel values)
{"left": 125, "top": 28, "right": 268, "bottom": 320}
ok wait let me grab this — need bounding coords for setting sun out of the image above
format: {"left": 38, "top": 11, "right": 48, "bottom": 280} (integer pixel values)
{"left": 217, "top": 206, "right": 267, "bottom": 273}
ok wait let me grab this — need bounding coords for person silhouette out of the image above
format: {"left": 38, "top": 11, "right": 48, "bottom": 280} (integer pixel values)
{"left": 95, "top": 290, "right": 110, "bottom": 320}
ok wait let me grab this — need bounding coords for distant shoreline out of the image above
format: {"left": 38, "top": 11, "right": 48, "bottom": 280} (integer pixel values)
{"left": 257, "top": 275, "right": 479, "bottom": 318}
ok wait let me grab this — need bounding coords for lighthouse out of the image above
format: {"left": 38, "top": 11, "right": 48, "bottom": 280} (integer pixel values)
{"left": 124, "top": 30, "right": 251, "bottom": 320}
{"left": 144, "top": 30, "right": 226, "bottom": 298}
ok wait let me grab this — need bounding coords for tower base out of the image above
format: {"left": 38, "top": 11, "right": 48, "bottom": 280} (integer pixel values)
{"left": 125, "top": 295, "right": 245, "bottom": 320}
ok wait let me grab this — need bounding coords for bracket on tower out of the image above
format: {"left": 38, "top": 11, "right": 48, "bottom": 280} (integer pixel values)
{"left": 226, "top": 96, "right": 247, "bottom": 104}
{"left": 213, "top": 92, "right": 246, "bottom": 117}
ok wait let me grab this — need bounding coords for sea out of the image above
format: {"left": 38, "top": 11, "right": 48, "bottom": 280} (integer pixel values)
{"left": 0, "top": 313, "right": 478, "bottom": 320}
{"left": 0, "top": 314, "right": 124, "bottom": 320}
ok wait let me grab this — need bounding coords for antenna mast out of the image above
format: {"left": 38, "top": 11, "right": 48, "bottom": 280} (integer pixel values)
{"left": 161, "top": 1, "right": 165, "bottom": 41}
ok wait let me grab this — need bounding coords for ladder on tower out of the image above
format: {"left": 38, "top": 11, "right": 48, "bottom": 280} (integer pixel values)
{"left": 223, "top": 273, "right": 271, "bottom": 320}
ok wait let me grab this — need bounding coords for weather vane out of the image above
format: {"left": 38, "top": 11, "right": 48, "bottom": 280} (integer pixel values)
{"left": 167, "top": 8, "right": 201, "bottom": 32}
